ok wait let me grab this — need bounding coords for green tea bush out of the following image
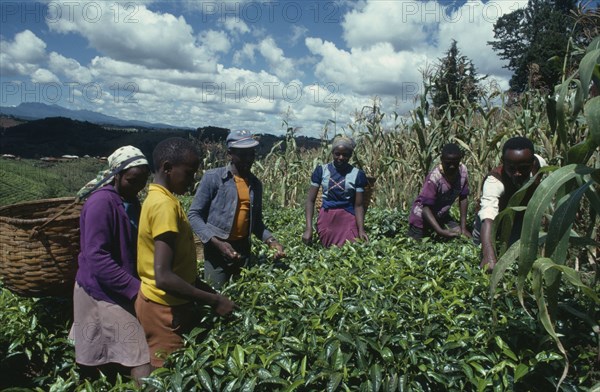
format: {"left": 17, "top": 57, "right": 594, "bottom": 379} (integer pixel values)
{"left": 0, "top": 158, "right": 104, "bottom": 206}
{"left": 0, "top": 287, "right": 74, "bottom": 388}
{"left": 136, "top": 206, "right": 596, "bottom": 392}
{"left": 0, "top": 205, "right": 590, "bottom": 391}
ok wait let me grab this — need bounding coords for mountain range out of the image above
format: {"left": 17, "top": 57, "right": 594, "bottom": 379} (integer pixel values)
{"left": 0, "top": 102, "right": 187, "bottom": 130}
{"left": 0, "top": 114, "right": 322, "bottom": 159}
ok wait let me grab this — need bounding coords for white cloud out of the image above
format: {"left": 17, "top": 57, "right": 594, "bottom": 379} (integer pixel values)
{"left": 88, "top": 56, "right": 217, "bottom": 87}
{"left": 0, "top": 30, "right": 47, "bottom": 76}
{"left": 181, "top": 0, "right": 252, "bottom": 14}
{"left": 31, "top": 68, "right": 60, "bottom": 84}
{"left": 4, "top": 30, "right": 47, "bottom": 63}
{"left": 0, "top": 0, "right": 527, "bottom": 136}
{"left": 342, "top": 0, "right": 529, "bottom": 52}
{"left": 257, "top": 38, "right": 297, "bottom": 80}
{"left": 306, "top": 38, "right": 425, "bottom": 98}
{"left": 223, "top": 18, "right": 250, "bottom": 34}
{"left": 306, "top": 0, "right": 521, "bottom": 115}
{"left": 434, "top": 0, "right": 524, "bottom": 86}
{"left": 47, "top": 2, "right": 217, "bottom": 72}
{"left": 198, "top": 30, "right": 232, "bottom": 53}
{"left": 289, "top": 25, "right": 308, "bottom": 46}
{"left": 233, "top": 43, "right": 257, "bottom": 65}
{"left": 342, "top": 1, "right": 437, "bottom": 50}
{"left": 48, "top": 52, "right": 94, "bottom": 83}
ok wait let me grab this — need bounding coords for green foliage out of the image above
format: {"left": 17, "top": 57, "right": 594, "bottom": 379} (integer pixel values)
{"left": 349, "top": 99, "right": 410, "bottom": 208}
{"left": 429, "top": 40, "right": 484, "bottom": 115}
{"left": 491, "top": 35, "right": 600, "bottom": 390}
{"left": 0, "top": 158, "right": 104, "bottom": 206}
{"left": 0, "top": 204, "right": 588, "bottom": 391}
{"left": 0, "top": 287, "right": 74, "bottom": 388}
{"left": 261, "top": 123, "right": 312, "bottom": 208}
{"left": 128, "top": 207, "right": 596, "bottom": 391}
{"left": 489, "top": 0, "right": 581, "bottom": 92}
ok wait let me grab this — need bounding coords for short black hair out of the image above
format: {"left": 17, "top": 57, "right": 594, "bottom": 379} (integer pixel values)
{"left": 441, "top": 143, "right": 462, "bottom": 158}
{"left": 502, "top": 137, "right": 535, "bottom": 157}
{"left": 152, "top": 137, "right": 199, "bottom": 172}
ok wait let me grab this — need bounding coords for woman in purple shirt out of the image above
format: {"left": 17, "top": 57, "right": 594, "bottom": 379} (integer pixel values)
{"left": 407, "top": 143, "right": 471, "bottom": 240}
{"left": 69, "top": 146, "right": 151, "bottom": 384}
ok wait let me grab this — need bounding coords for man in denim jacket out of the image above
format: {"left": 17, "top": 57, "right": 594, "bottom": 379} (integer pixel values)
{"left": 188, "top": 130, "right": 285, "bottom": 289}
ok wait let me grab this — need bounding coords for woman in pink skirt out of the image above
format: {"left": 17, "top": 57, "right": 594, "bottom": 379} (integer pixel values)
{"left": 302, "top": 136, "right": 368, "bottom": 247}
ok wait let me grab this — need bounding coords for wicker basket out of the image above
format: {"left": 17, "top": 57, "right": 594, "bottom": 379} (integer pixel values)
{"left": 0, "top": 197, "right": 81, "bottom": 297}
{"left": 315, "top": 176, "right": 377, "bottom": 210}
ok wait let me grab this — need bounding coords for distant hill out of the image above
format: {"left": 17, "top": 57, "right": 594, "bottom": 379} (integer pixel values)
{"left": 195, "top": 126, "right": 322, "bottom": 156}
{"left": 1, "top": 117, "right": 323, "bottom": 160}
{"left": 0, "top": 117, "right": 192, "bottom": 159}
{"left": 0, "top": 102, "right": 187, "bottom": 130}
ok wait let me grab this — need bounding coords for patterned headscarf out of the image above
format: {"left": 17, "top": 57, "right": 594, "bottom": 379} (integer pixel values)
{"left": 77, "top": 146, "right": 148, "bottom": 199}
{"left": 331, "top": 136, "right": 356, "bottom": 152}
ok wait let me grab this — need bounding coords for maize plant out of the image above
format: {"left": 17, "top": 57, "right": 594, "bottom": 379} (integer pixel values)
{"left": 491, "top": 36, "right": 600, "bottom": 390}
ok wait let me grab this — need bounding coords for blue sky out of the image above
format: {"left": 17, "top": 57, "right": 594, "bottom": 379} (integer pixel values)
{"left": 1, "top": 0, "right": 533, "bottom": 137}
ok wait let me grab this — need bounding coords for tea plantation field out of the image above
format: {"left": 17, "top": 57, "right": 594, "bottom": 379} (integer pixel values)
{"left": 0, "top": 158, "right": 104, "bottom": 206}
{"left": 0, "top": 206, "right": 597, "bottom": 391}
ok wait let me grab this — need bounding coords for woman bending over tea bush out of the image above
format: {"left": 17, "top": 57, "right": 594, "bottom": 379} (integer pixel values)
{"left": 407, "top": 143, "right": 471, "bottom": 240}
{"left": 303, "top": 136, "right": 368, "bottom": 247}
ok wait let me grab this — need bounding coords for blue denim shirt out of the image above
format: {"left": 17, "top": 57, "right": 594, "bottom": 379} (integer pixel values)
{"left": 188, "top": 164, "right": 273, "bottom": 244}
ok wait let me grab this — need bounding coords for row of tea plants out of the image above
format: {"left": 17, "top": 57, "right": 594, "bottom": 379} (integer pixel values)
{"left": 0, "top": 207, "right": 596, "bottom": 391}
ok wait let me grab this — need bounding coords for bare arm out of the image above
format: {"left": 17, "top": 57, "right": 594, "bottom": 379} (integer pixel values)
{"left": 154, "top": 232, "right": 236, "bottom": 315}
{"left": 422, "top": 206, "right": 458, "bottom": 238}
{"left": 354, "top": 191, "right": 368, "bottom": 241}
{"left": 459, "top": 196, "right": 471, "bottom": 237}
{"left": 302, "top": 185, "right": 319, "bottom": 245}
{"left": 480, "top": 218, "right": 496, "bottom": 270}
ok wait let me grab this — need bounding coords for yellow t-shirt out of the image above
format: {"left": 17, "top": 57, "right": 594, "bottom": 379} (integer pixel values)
{"left": 137, "top": 183, "right": 197, "bottom": 306}
{"left": 228, "top": 175, "right": 250, "bottom": 241}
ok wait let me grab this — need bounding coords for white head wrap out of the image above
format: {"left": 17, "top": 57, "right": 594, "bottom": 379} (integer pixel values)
{"left": 331, "top": 136, "right": 356, "bottom": 151}
{"left": 107, "top": 146, "right": 148, "bottom": 173}
{"left": 77, "top": 146, "right": 148, "bottom": 198}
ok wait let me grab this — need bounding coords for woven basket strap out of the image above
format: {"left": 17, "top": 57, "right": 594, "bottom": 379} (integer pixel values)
{"left": 30, "top": 198, "right": 80, "bottom": 239}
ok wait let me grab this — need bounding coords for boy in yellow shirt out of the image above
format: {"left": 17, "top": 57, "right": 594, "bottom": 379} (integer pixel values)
{"left": 135, "top": 137, "right": 236, "bottom": 368}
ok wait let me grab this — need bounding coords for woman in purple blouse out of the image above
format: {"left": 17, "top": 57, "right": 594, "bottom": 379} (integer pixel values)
{"left": 69, "top": 146, "right": 151, "bottom": 384}
{"left": 407, "top": 143, "right": 471, "bottom": 240}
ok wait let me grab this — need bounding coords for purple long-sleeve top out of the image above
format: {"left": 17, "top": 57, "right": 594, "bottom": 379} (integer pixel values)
{"left": 75, "top": 185, "right": 140, "bottom": 305}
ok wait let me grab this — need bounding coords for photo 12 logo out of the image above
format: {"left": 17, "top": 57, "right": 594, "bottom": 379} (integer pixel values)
{"left": 1, "top": 81, "right": 138, "bottom": 104}
{"left": 200, "top": 1, "right": 340, "bottom": 24}
{"left": 398, "top": 1, "right": 525, "bottom": 23}
{"left": 1, "top": 2, "right": 140, "bottom": 24}
{"left": 198, "top": 81, "right": 342, "bottom": 104}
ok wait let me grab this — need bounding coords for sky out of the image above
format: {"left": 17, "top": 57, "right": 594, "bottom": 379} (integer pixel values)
{"left": 0, "top": 0, "right": 532, "bottom": 137}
